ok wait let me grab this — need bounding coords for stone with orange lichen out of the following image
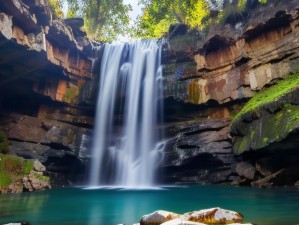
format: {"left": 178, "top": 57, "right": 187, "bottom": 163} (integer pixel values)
{"left": 182, "top": 208, "right": 243, "bottom": 224}
{"left": 140, "top": 210, "right": 180, "bottom": 225}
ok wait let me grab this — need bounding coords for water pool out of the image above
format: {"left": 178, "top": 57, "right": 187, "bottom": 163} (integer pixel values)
{"left": 0, "top": 185, "right": 298, "bottom": 225}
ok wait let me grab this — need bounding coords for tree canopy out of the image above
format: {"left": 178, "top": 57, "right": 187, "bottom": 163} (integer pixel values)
{"left": 48, "top": 0, "right": 272, "bottom": 41}
{"left": 132, "top": 0, "right": 210, "bottom": 38}
{"left": 66, "top": 0, "right": 132, "bottom": 41}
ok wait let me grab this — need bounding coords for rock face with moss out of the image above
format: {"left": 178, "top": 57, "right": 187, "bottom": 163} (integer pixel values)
{"left": 230, "top": 73, "right": 299, "bottom": 154}
{"left": 228, "top": 73, "right": 299, "bottom": 187}
{"left": 0, "top": 154, "right": 50, "bottom": 193}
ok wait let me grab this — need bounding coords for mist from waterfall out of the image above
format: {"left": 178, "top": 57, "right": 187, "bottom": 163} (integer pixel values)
{"left": 89, "top": 40, "right": 164, "bottom": 188}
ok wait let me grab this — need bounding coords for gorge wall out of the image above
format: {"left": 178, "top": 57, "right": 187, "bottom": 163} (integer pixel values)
{"left": 0, "top": 0, "right": 95, "bottom": 186}
{"left": 1, "top": 0, "right": 299, "bottom": 189}
{"left": 162, "top": 0, "right": 299, "bottom": 187}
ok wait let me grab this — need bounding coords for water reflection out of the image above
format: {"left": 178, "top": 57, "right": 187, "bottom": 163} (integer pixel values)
{"left": 0, "top": 186, "right": 299, "bottom": 225}
{"left": 0, "top": 192, "right": 49, "bottom": 223}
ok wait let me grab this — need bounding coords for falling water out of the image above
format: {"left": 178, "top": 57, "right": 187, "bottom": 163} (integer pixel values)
{"left": 89, "top": 40, "right": 164, "bottom": 188}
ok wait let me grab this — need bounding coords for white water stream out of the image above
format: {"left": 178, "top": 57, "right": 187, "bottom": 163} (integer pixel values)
{"left": 89, "top": 40, "right": 164, "bottom": 188}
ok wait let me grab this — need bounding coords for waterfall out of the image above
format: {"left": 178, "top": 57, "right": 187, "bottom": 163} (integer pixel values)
{"left": 89, "top": 40, "right": 164, "bottom": 188}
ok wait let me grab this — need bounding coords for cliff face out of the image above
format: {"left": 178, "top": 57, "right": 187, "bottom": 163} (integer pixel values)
{"left": 1, "top": 0, "right": 299, "bottom": 188}
{"left": 162, "top": 1, "right": 299, "bottom": 186}
{"left": 0, "top": 0, "right": 95, "bottom": 186}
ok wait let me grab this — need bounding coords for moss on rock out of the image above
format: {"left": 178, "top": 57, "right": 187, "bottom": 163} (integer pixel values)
{"left": 0, "top": 154, "right": 49, "bottom": 193}
{"left": 230, "top": 73, "right": 299, "bottom": 154}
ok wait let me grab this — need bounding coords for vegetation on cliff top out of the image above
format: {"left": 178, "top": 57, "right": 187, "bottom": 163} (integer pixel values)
{"left": 49, "top": 0, "right": 274, "bottom": 41}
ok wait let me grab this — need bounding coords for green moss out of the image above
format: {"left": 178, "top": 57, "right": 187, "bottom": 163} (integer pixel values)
{"left": 33, "top": 172, "right": 50, "bottom": 183}
{"left": 0, "top": 131, "right": 9, "bottom": 154}
{"left": 63, "top": 86, "right": 79, "bottom": 104}
{"left": 23, "top": 161, "right": 34, "bottom": 174}
{"left": 0, "top": 172, "right": 12, "bottom": 188}
{"left": 262, "top": 137, "right": 269, "bottom": 143}
{"left": 234, "top": 73, "right": 299, "bottom": 122}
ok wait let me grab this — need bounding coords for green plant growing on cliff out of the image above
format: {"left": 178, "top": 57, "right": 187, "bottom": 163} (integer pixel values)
{"left": 0, "top": 131, "right": 9, "bottom": 154}
{"left": 233, "top": 73, "right": 299, "bottom": 122}
{"left": 0, "top": 154, "right": 35, "bottom": 191}
{"left": 63, "top": 85, "right": 80, "bottom": 104}
{"left": 0, "top": 172, "right": 12, "bottom": 189}
{"left": 48, "top": 0, "right": 65, "bottom": 19}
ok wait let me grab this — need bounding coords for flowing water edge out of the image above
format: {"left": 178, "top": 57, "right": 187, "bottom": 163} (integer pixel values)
{"left": 0, "top": 185, "right": 299, "bottom": 225}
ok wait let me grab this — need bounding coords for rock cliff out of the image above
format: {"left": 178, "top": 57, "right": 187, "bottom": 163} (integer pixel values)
{"left": 1, "top": 0, "right": 299, "bottom": 188}
{"left": 162, "top": 1, "right": 299, "bottom": 186}
{"left": 0, "top": 0, "right": 95, "bottom": 187}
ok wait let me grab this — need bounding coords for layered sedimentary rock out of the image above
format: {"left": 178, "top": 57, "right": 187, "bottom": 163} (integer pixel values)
{"left": 162, "top": 103, "right": 238, "bottom": 183}
{"left": 162, "top": 2, "right": 299, "bottom": 186}
{"left": 0, "top": 0, "right": 94, "bottom": 105}
{"left": 164, "top": 4, "right": 299, "bottom": 105}
{"left": 0, "top": 0, "right": 95, "bottom": 186}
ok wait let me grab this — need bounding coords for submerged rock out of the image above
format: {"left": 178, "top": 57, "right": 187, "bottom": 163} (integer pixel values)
{"left": 140, "top": 210, "right": 180, "bottom": 225}
{"left": 182, "top": 208, "right": 243, "bottom": 224}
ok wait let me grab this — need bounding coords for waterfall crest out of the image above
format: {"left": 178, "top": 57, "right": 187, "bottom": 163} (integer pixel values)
{"left": 89, "top": 40, "right": 164, "bottom": 188}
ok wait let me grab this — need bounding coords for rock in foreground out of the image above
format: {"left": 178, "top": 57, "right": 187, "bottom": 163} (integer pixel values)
{"left": 140, "top": 210, "right": 180, "bottom": 225}
{"left": 139, "top": 208, "right": 251, "bottom": 225}
{"left": 182, "top": 208, "right": 243, "bottom": 224}
{"left": 161, "top": 218, "right": 206, "bottom": 225}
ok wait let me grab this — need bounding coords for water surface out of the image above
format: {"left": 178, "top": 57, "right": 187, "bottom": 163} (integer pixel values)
{"left": 0, "top": 185, "right": 298, "bottom": 225}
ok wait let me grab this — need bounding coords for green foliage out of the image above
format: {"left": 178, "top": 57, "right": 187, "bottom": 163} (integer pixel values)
{"left": 0, "top": 131, "right": 9, "bottom": 154}
{"left": 66, "top": 0, "right": 131, "bottom": 41}
{"left": 23, "top": 161, "right": 34, "bottom": 174}
{"left": 33, "top": 171, "right": 50, "bottom": 183}
{"left": 0, "top": 172, "right": 12, "bottom": 188}
{"left": 0, "top": 154, "right": 36, "bottom": 191}
{"left": 134, "top": 0, "right": 209, "bottom": 38}
{"left": 258, "top": 0, "right": 268, "bottom": 3}
{"left": 48, "top": 0, "right": 65, "bottom": 19}
{"left": 63, "top": 85, "right": 79, "bottom": 104}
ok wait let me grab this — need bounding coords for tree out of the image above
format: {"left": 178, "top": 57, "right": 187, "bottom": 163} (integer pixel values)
{"left": 66, "top": 0, "right": 132, "bottom": 41}
{"left": 132, "top": 0, "right": 210, "bottom": 38}
{"left": 48, "top": 0, "right": 64, "bottom": 19}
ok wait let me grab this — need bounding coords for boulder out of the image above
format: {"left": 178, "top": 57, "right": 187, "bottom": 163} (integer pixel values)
{"left": 140, "top": 210, "right": 180, "bottom": 225}
{"left": 33, "top": 160, "right": 46, "bottom": 172}
{"left": 182, "top": 208, "right": 243, "bottom": 224}
{"left": 23, "top": 170, "right": 51, "bottom": 191}
{"left": 236, "top": 162, "right": 256, "bottom": 180}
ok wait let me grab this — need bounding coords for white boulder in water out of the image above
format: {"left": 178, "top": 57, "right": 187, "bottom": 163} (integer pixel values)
{"left": 140, "top": 210, "right": 180, "bottom": 225}
{"left": 182, "top": 207, "right": 243, "bottom": 224}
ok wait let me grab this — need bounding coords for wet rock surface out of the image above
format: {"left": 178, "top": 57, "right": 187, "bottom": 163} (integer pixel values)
{"left": 163, "top": 118, "right": 237, "bottom": 184}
